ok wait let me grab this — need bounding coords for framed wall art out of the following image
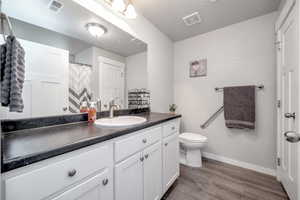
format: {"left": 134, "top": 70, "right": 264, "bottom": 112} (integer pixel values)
{"left": 189, "top": 58, "right": 207, "bottom": 77}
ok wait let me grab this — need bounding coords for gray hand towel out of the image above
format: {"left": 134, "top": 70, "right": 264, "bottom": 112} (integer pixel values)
{"left": 224, "top": 86, "right": 255, "bottom": 129}
{"left": 0, "top": 35, "right": 25, "bottom": 112}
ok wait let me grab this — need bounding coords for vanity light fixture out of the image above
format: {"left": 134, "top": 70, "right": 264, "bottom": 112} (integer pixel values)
{"left": 85, "top": 23, "right": 107, "bottom": 38}
{"left": 124, "top": 3, "right": 137, "bottom": 19}
{"left": 103, "top": 0, "right": 137, "bottom": 19}
{"left": 112, "top": 0, "right": 126, "bottom": 12}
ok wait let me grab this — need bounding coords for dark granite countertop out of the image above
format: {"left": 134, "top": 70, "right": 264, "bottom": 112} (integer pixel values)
{"left": 2, "top": 112, "right": 181, "bottom": 173}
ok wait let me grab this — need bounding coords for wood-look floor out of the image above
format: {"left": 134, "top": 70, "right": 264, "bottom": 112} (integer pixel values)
{"left": 163, "top": 159, "right": 289, "bottom": 200}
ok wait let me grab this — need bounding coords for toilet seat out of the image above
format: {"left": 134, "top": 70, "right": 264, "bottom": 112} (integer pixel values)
{"left": 179, "top": 132, "right": 207, "bottom": 143}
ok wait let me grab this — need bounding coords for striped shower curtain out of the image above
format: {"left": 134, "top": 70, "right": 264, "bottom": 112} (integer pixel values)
{"left": 69, "top": 63, "right": 92, "bottom": 113}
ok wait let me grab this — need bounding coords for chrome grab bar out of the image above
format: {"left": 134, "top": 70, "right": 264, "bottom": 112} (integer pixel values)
{"left": 201, "top": 106, "right": 224, "bottom": 129}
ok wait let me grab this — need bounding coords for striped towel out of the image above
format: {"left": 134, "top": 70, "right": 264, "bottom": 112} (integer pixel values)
{"left": 1, "top": 36, "right": 25, "bottom": 112}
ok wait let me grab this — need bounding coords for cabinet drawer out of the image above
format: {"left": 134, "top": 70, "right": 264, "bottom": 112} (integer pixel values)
{"left": 115, "top": 127, "right": 162, "bottom": 162}
{"left": 5, "top": 144, "right": 113, "bottom": 200}
{"left": 163, "top": 120, "right": 179, "bottom": 138}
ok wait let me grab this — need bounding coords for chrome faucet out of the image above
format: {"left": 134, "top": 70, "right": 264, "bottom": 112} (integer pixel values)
{"left": 109, "top": 99, "right": 119, "bottom": 118}
{"left": 96, "top": 99, "right": 101, "bottom": 112}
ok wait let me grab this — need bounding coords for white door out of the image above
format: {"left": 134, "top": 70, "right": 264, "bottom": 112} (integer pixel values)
{"left": 51, "top": 169, "right": 113, "bottom": 200}
{"left": 98, "top": 57, "right": 125, "bottom": 110}
{"left": 115, "top": 152, "right": 143, "bottom": 200}
{"left": 0, "top": 38, "right": 69, "bottom": 119}
{"left": 26, "top": 40, "right": 69, "bottom": 117}
{"left": 143, "top": 142, "right": 162, "bottom": 200}
{"left": 277, "top": 5, "right": 299, "bottom": 200}
{"left": 162, "top": 134, "right": 179, "bottom": 193}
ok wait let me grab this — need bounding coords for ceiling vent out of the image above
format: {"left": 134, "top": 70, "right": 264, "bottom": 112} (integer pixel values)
{"left": 48, "top": 0, "right": 64, "bottom": 13}
{"left": 182, "top": 12, "right": 202, "bottom": 26}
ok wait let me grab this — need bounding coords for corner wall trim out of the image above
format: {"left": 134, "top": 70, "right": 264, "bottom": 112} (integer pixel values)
{"left": 202, "top": 152, "right": 276, "bottom": 177}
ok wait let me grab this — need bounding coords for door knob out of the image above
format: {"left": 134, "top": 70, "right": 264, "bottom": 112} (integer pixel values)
{"left": 68, "top": 169, "right": 77, "bottom": 177}
{"left": 102, "top": 178, "right": 109, "bottom": 186}
{"left": 284, "top": 131, "right": 300, "bottom": 143}
{"left": 285, "top": 112, "right": 296, "bottom": 119}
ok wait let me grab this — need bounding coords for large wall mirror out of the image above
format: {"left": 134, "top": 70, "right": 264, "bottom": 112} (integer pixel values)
{"left": 0, "top": 0, "right": 148, "bottom": 120}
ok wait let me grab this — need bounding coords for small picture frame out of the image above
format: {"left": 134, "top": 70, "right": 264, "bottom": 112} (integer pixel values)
{"left": 189, "top": 59, "right": 207, "bottom": 77}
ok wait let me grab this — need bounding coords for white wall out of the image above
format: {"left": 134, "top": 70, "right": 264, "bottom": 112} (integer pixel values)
{"left": 174, "top": 12, "right": 277, "bottom": 171}
{"left": 11, "top": 18, "right": 90, "bottom": 55}
{"left": 126, "top": 52, "right": 148, "bottom": 90}
{"left": 73, "top": 0, "right": 174, "bottom": 112}
{"left": 278, "top": 0, "right": 287, "bottom": 12}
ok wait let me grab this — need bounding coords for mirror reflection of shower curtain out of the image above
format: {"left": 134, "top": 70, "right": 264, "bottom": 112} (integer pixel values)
{"left": 69, "top": 63, "right": 92, "bottom": 113}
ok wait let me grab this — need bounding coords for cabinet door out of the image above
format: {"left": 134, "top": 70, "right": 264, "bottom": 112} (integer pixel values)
{"left": 163, "top": 133, "right": 179, "bottom": 193}
{"left": 51, "top": 168, "right": 113, "bottom": 200}
{"left": 144, "top": 142, "right": 162, "bottom": 200}
{"left": 115, "top": 152, "right": 143, "bottom": 200}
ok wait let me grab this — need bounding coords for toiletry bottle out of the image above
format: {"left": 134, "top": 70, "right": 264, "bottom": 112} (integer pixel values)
{"left": 88, "top": 102, "right": 97, "bottom": 123}
{"left": 80, "top": 101, "right": 89, "bottom": 113}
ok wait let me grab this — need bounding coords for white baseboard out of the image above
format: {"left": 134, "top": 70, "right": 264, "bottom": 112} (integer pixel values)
{"left": 202, "top": 152, "right": 276, "bottom": 177}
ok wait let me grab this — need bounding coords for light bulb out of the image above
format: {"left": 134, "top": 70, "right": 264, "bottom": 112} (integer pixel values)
{"left": 125, "top": 3, "right": 137, "bottom": 19}
{"left": 112, "top": 0, "right": 126, "bottom": 12}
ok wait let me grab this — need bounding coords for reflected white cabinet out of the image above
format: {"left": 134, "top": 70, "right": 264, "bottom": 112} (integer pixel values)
{"left": 51, "top": 169, "right": 113, "bottom": 200}
{"left": 163, "top": 133, "right": 179, "bottom": 193}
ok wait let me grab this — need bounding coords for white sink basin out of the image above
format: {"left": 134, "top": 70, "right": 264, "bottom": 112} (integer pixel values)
{"left": 95, "top": 116, "right": 147, "bottom": 127}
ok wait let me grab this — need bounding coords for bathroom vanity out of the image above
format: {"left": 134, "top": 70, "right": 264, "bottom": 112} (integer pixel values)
{"left": 1, "top": 112, "right": 181, "bottom": 200}
{"left": 0, "top": 1, "right": 180, "bottom": 200}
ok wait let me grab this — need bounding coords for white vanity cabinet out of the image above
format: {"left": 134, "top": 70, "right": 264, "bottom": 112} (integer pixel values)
{"left": 161, "top": 119, "right": 180, "bottom": 192}
{"left": 115, "top": 141, "right": 162, "bottom": 200}
{"left": 162, "top": 132, "right": 179, "bottom": 193}
{"left": 115, "top": 127, "right": 163, "bottom": 200}
{"left": 2, "top": 119, "right": 180, "bottom": 200}
{"left": 115, "top": 119, "right": 180, "bottom": 200}
{"left": 143, "top": 142, "right": 162, "bottom": 200}
{"left": 115, "top": 152, "right": 143, "bottom": 200}
{"left": 3, "top": 143, "right": 114, "bottom": 200}
{"left": 51, "top": 169, "right": 112, "bottom": 200}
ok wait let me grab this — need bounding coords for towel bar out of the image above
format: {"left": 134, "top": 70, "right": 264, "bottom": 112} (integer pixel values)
{"left": 215, "top": 84, "right": 264, "bottom": 92}
{"left": 201, "top": 106, "right": 224, "bottom": 129}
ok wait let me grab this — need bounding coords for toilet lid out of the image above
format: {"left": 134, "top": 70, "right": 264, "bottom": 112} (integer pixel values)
{"left": 179, "top": 132, "right": 207, "bottom": 143}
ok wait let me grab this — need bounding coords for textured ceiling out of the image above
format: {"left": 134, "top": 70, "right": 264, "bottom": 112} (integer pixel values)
{"left": 133, "top": 0, "right": 281, "bottom": 41}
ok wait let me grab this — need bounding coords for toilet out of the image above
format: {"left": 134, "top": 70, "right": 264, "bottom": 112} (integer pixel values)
{"left": 179, "top": 132, "right": 208, "bottom": 168}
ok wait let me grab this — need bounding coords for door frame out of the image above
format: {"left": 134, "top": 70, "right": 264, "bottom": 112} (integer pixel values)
{"left": 98, "top": 56, "right": 126, "bottom": 108}
{"left": 275, "top": 0, "right": 299, "bottom": 198}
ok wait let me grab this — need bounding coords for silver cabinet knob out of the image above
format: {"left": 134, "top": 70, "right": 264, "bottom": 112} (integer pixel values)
{"left": 284, "top": 131, "right": 300, "bottom": 143}
{"left": 62, "top": 107, "right": 68, "bottom": 112}
{"left": 164, "top": 143, "right": 168, "bottom": 146}
{"left": 102, "top": 178, "right": 109, "bottom": 186}
{"left": 140, "top": 157, "right": 144, "bottom": 162}
{"left": 171, "top": 126, "right": 175, "bottom": 130}
{"left": 142, "top": 139, "right": 147, "bottom": 144}
{"left": 285, "top": 112, "right": 296, "bottom": 119}
{"left": 145, "top": 154, "right": 149, "bottom": 159}
{"left": 68, "top": 169, "right": 77, "bottom": 177}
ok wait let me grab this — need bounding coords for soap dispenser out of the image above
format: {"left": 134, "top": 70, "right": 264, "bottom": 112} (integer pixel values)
{"left": 88, "top": 102, "right": 97, "bottom": 123}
